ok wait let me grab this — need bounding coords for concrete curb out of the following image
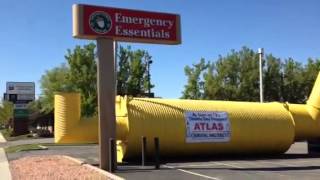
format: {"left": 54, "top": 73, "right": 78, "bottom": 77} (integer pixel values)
{"left": 0, "top": 148, "right": 12, "bottom": 180}
{"left": 62, "top": 155, "right": 124, "bottom": 180}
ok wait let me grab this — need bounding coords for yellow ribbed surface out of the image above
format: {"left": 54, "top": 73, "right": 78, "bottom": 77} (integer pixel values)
{"left": 308, "top": 73, "right": 320, "bottom": 108}
{"left": 122, "top": 98, "right": 295, "bottom": 159}
{"left": 54, "top": 93, "right": 99, "bottom": 143}
{"left": 288, "top": 104, "right": 320, "bottom": 140}
{"left": 54, "top": 72, "right": 320, "bottom": 162}
{"left": 54, "top": 93, "right": 81, "bottom": 143}
{"left": 288, "top": 72, "right": 320, "bottom": 140}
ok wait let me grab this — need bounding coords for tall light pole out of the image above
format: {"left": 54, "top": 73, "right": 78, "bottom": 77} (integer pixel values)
{"left": 258, "top": 48, "right": 264, "bottom": 103}
{"left": 147, "top": 59, "right": 153, "bottom": 95}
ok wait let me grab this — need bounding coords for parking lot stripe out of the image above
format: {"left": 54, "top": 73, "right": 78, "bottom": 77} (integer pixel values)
{"left": 166, "top": 162, "right": 243, "bottom": 169}
{"left": 262, "top": 161, "right": 299, "bottom": 167}
{"left": 163, "top": 165, "right": 221, "bottom": 180}
{"left": 213, "top": 162, "right": 243, "bottom": 168}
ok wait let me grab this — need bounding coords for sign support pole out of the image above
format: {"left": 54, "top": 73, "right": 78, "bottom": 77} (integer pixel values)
{"left": 73, "top": 4, "right": 181, "bottom": 171}
{"left": 97, "top": 38, "right": 117, "bottom": 171}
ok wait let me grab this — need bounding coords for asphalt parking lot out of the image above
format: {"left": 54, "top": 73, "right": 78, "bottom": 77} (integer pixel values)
{"left": 6, "top": 140, "right": 320, "bottom": 180}
{"left": 116, "top": 142, "right": 320, "bottom": 180}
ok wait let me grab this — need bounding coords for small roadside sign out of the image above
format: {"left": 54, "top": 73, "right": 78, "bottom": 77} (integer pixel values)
{"left": 14, "top": 109, "right": 29, "bottom": 118}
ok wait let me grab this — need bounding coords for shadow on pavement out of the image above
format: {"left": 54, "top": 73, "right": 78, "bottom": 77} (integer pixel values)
{"left": 120, "top": 153, "right": 320, "bottom": 165}
{"left": 230, "top": 166, "right": 320, "bottom": 171}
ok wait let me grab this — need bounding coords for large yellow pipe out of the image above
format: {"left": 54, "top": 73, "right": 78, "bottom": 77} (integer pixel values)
{"left": 54, "top": 73, "right": 320, "bottom": 161}
{"left": 54, "top": 93, "right": 98, "bottom": 143}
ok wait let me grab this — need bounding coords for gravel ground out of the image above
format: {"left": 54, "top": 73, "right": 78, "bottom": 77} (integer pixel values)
{"left": 9, "top": 155, "right": 110, "bottom": 180}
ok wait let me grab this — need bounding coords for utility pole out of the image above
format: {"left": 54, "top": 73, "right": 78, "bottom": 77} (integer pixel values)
{"left": 258, "top": 48, "right": 264, "bottom": 103}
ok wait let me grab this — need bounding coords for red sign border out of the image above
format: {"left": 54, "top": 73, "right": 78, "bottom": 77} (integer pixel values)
{"left": 73, "top": 4, "right": 181, "bottom": 45}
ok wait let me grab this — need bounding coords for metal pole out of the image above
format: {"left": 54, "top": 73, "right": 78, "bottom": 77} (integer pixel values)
{"left": 148, "top": 61, "right": 151, "bottom": 94}
{"left": 109, "top": 138, "right": 116, "bottom": 172}
{"left": 258, "top": 48, "right": 264, "bottom": 103}
{"left": 154, "top": 137, "right": 160, "bottom": 169}
{"left": 141, "top": 136, "right": 147, "bottom": 166}
{"left": 97, "top": 38, "right": 117, "bottom": 171}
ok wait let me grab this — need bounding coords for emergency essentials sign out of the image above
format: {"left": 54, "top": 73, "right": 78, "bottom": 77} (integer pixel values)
{"left": 185, "top": 111, "right": 231, "bottom": 143}
{"left": 73, "top": 4, "right": 181, "bottom": 44}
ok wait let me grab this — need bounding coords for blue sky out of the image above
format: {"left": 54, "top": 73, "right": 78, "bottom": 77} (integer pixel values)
{"left": 0, "top": 0, "right": 319, "bottom": 99}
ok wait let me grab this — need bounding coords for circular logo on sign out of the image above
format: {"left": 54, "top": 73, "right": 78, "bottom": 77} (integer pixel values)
{"left": 89, "top": 11, "right": 112, "bottom": 34}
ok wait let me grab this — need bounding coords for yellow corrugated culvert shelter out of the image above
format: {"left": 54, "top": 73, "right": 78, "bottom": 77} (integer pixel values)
{"left": 55, "top": 72, "right": 320, "bottom": 162}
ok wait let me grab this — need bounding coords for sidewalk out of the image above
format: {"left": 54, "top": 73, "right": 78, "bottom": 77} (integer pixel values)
{"left": 0, "top": 132, "right": 6, "bottom": 142}
{"left": 0, "top": 132, "right": 12, "bottom": 180}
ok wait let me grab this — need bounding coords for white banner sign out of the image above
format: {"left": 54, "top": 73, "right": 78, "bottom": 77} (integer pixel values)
{"left": 6, "top": 82, "right": 35, "bottom": 94}
{"left": 185, "top": 111, "right": 231, "bottom": 143}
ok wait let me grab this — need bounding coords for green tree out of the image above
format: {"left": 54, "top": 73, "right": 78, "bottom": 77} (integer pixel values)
{"left": 203, "top": 62, "right": 219, "bottom": 100}
{"left": 65, "top": 43, "right": 97, "bottom": 116}
{"left": 282, "top": 58, "right": 305, "bottom": 103}
{"left": 302, "top": 58, "right": 320, "bottom": 99}
{"left": 202, "top": 47, "right": 259, "bottom": 101}
{"left": 117, "top": 46, "right": 154, "bottom": 96}
{"left": 182, "top": 47, "right": 320, "bottom": 103}
{"left": 117, "top": 46, "right": 131, "bottom": 96}
{"left": 39, "top": 43, "right": 154, "bottom": 117}
{"left": 264, "top": 54, "right": 282, "bottom": 101}
{"left": 0, "top": 101, "right": 13, "bottom": 127}
{"left": 237, "top": 47, "right": 259, "bottom": 101}
{"left": 39, "top": 64, "right": 71, "bottom": 113}
{"left": 181, "top": 58, "right": 208, "bottom": 99}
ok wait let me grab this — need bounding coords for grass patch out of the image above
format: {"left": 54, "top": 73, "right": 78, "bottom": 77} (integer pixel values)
{"left": 5, "top": 133, "right": 37, "bottom": 141}
{"left": 0, "top": 129, "right": 39, "bottom": 141}
{"left": 0, "top": 129, "right": 12, "bottom": 141}
{"left": 5, "top": 144, "right": 48, "bottom": 153}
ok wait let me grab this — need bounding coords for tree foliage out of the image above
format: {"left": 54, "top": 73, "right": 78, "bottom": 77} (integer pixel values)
{"left": 65, "top": 43, "right": 97, "bottom": 116}
{"left": 39, "top": 63, "right": 70, "bottom": 113}
{"left": 181, "top": 58, "right": 207, "bottom": 99}
{"left": 38, "top": 43, "right": 154, "bottom": 117}
{"left": 117, "top": 46, "right": 154, "bottom": 96}
{"left": 0, "top": 101, "right": 13, "bottom": 127}
{"left": 182, "top": 46, "right": 320, "bottom": 103}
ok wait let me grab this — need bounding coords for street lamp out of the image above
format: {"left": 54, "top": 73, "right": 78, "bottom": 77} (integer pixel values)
{"left": 258, "top": 48, "right": 264, "bottom": 103}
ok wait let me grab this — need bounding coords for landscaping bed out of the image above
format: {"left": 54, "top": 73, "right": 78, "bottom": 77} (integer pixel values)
{"left": 10, "top": 155, "right": 114, "bottom": 180}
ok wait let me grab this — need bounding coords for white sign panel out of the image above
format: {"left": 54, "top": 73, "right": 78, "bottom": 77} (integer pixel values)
{"left": 6, "top": 82, "right": 35, "bottom": 94}
{"left": 17, "top": 94, "right": 35, "bottom": 101}
{"left": 14, "top": 104, "right": 28, "bottom": 109}
{"left": 185, "top": 111, "right": 231, "bottom": 143}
